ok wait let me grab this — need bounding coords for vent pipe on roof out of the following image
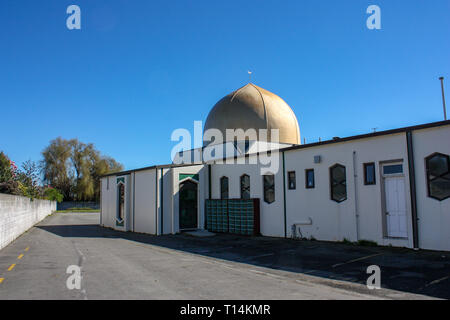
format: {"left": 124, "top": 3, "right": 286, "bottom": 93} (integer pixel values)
{"left": 439, "top": 77, "right": 447, "bottom": 120}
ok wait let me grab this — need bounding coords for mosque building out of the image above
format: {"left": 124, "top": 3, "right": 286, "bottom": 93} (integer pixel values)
{"left": 100, "top": 83, "right": 450, "bottom": 252}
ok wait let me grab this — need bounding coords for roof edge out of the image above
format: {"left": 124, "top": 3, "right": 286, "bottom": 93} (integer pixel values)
{"left": 100, "top": 162, "right": 204, "bottom": 178}
{"left": 282, "top": 119, "right": 450, "bottom": 153}
{"left": 100, "top": 119, "right": 450, "bottom": 178}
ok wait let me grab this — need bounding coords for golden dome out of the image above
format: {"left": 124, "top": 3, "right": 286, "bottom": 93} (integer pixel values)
{"left": 204, "top": 83, "right": 300, "bottom": 145}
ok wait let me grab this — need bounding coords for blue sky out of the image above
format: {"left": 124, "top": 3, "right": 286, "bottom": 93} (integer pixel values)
{"left": 1, "top": 0, "right": 449, "bottom": 170}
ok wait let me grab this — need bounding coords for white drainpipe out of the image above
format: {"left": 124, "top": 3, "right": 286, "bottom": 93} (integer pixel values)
{"left": 353, "top": 151, "right": 360, "bottom": 241}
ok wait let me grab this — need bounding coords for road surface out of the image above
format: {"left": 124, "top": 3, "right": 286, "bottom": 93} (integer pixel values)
{"left": 0, "top": 212, "right": 439, "bottom": 299}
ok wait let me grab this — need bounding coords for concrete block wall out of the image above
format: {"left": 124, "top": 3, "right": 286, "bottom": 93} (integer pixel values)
{"left": 0, "top": 193, "right": 56, "bottom": 250}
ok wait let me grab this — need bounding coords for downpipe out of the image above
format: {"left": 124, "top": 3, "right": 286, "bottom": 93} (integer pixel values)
{"left": 353, "top": 151, "right": 360, "bottom": 241}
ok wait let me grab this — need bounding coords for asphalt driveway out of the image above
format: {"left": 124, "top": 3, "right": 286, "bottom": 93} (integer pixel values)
{"left": 0, "top": 212, "right": 448, "bottom": 299}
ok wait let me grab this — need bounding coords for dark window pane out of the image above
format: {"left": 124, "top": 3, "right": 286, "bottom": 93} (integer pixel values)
{"left": 428, "top": 154, "right": 449, "bottom": 177}
{"left": 383, "top": 164, "right": 403, "bottom": 175}
{"left": 263, "top": 175, "right": 275, "bottom": 204}
{"left": 364, "top": 163, "right": 376, "bottom": 185}
{"left": 288, "top": 171, "right": 296, "bottom": 190}
{"left": 330, "top": 164, "right": 347, "bottom": 202}
{"left": 333, "top": 184, "right": 347, "bottom": 202}
{"left": 118, "top": 183, "right": 125, "bottom": 220}
{"left": 240, "top": 175, "right": 250, "bottom": 199}
{"left": 426, "top": 153, "right": 450, "bottom": 201}
{"left": 429, "top": 178, "right": 450, "bottom": 200}
{"left": 244, "top": 140, "right": 250, "bottom": 153}
{"left": 220, "top": 177, "right": 229, "bottom": 199}
{"left": 332, "top": 166, "right": 345, "bottom": 183}
{"left": 306, "top": 169, "right": 315, "bottom": 188}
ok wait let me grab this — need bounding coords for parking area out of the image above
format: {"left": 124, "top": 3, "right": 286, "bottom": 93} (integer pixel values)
{"left": 0, "top": 212, "right": 449, "bottom": 299}
{"left": 125, "top": 232, "right": 450, "bottom": 299}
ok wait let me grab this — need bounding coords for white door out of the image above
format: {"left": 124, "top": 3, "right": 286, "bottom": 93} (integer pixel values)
{"left": 384, "top": 176, "right": 407, "bottom": 238}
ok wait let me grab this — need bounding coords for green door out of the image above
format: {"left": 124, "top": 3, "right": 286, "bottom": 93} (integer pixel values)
{"left": 179, "top": 180, "right": 198, "bottom": 230}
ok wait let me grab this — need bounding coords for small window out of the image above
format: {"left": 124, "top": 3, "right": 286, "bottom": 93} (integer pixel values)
{"left": 305, "top": 169, "right": 315, "bottom": 189}
{"left": 288, "top": 171, "right": 296, "bottom": 190}
{"left": 426, "top": 153, "right": 450, "bottom": 201}
{"left": 263, "top": 175, "right": 275, "bottom": 204}
{"left": 330, "top": 164, "right": 347, "bottom": 203}
{"left": 240, "top": 174, "right": 250, "bottom": 199}
{"left": 244, "top": 139, "right": 250, "bottom": 153}
{"left": 364, "top": 163, "right": 376, "bottom": 185}
{"left": 220, "top": 176, "right": 229, "bottom": 199}
{"left": 383, "top": 164, "right": 403, "bottom": 175}
{"left": 117, "top": 183, "right": 125, "bottom": 220}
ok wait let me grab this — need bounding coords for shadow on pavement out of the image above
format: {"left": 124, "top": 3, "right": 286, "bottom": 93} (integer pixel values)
{"left": 37, "top": 223, "right": 450, "bottom": 299}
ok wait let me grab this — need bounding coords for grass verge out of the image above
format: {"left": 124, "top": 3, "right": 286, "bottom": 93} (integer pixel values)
{"left": 55, "top": 209, "right": 100, "bottom": 213}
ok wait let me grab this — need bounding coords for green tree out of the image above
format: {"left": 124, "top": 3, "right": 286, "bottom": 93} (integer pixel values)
{"left": 0, "top": 151, "right": 20, "bottom": 195}
{"left": 92, "top": 156, "right": 123, "bottom": 201}
{"left": 41, "top": 138, "right": 123, "bottom": 201}
{"left": 41, "top": 137, "right": 74, "bottom": 200}
{"left": 16, "top": 160, "right": 41, "bottom": 198}
{"left": 44, "top": 187, "right": 64, "bottom": 202}
{"left": 0, "top": 151, "right": 13, "bottom": 183}
{"left": 70, "top": 140, "right": 96, "bottom": 201}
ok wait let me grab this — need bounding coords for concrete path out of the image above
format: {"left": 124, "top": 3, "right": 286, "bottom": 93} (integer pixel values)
{"left": 0, "top": 212, "right": 444, "bottom": 299}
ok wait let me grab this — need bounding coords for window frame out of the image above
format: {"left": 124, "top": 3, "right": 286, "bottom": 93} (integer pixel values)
{"left": 425, "top": 152, "right": 450, "bottom": 201}
{"left": 287, "top": 171, "right": 296, "bottom": 190}
{"left": 382, "top": 164, "right": 403, "bottom": 176}
{"left": 240, "top": 174, "right": 250, "bottom": 199}
{"left": 220, "top": 176, "right": 229, "bottom": 199}
{"left": 305, "top": 169, "right": 315, "bottom": 189}
{"left": 263, "top": 174, "right": 275, "bottom": 204}
{"left": 363, "top": 162, "right": 376, "bottom": 185}
{"left": 330, "top": 164, "right": 347, "bottom": 203}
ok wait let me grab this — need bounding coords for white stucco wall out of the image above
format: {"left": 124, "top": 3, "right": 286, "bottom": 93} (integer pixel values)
{"left": 160, "top": 168, "right": 173, "bottom": 235}
{"left": 99, "top": 123, "right": 449, "bottom": 251}
{"left": 284, "top": 133, "right": 414, "bottom": 248}
{"left": 412, "top": 126, "right": 450, "bottom": 251}
{"left": 101, "top": 165, "right": 207, "bottom": 236}
{"left": 211, "top": 154, "right": 285, "bottom": 238}
{"left": 100, "top": 174, "right": 131, "bottom": 231}
{"left": 0, "top": 193, "right": 56, "bottom": 250}
{"left": 133, "top": 169, "right": 157, "bottom": 234}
